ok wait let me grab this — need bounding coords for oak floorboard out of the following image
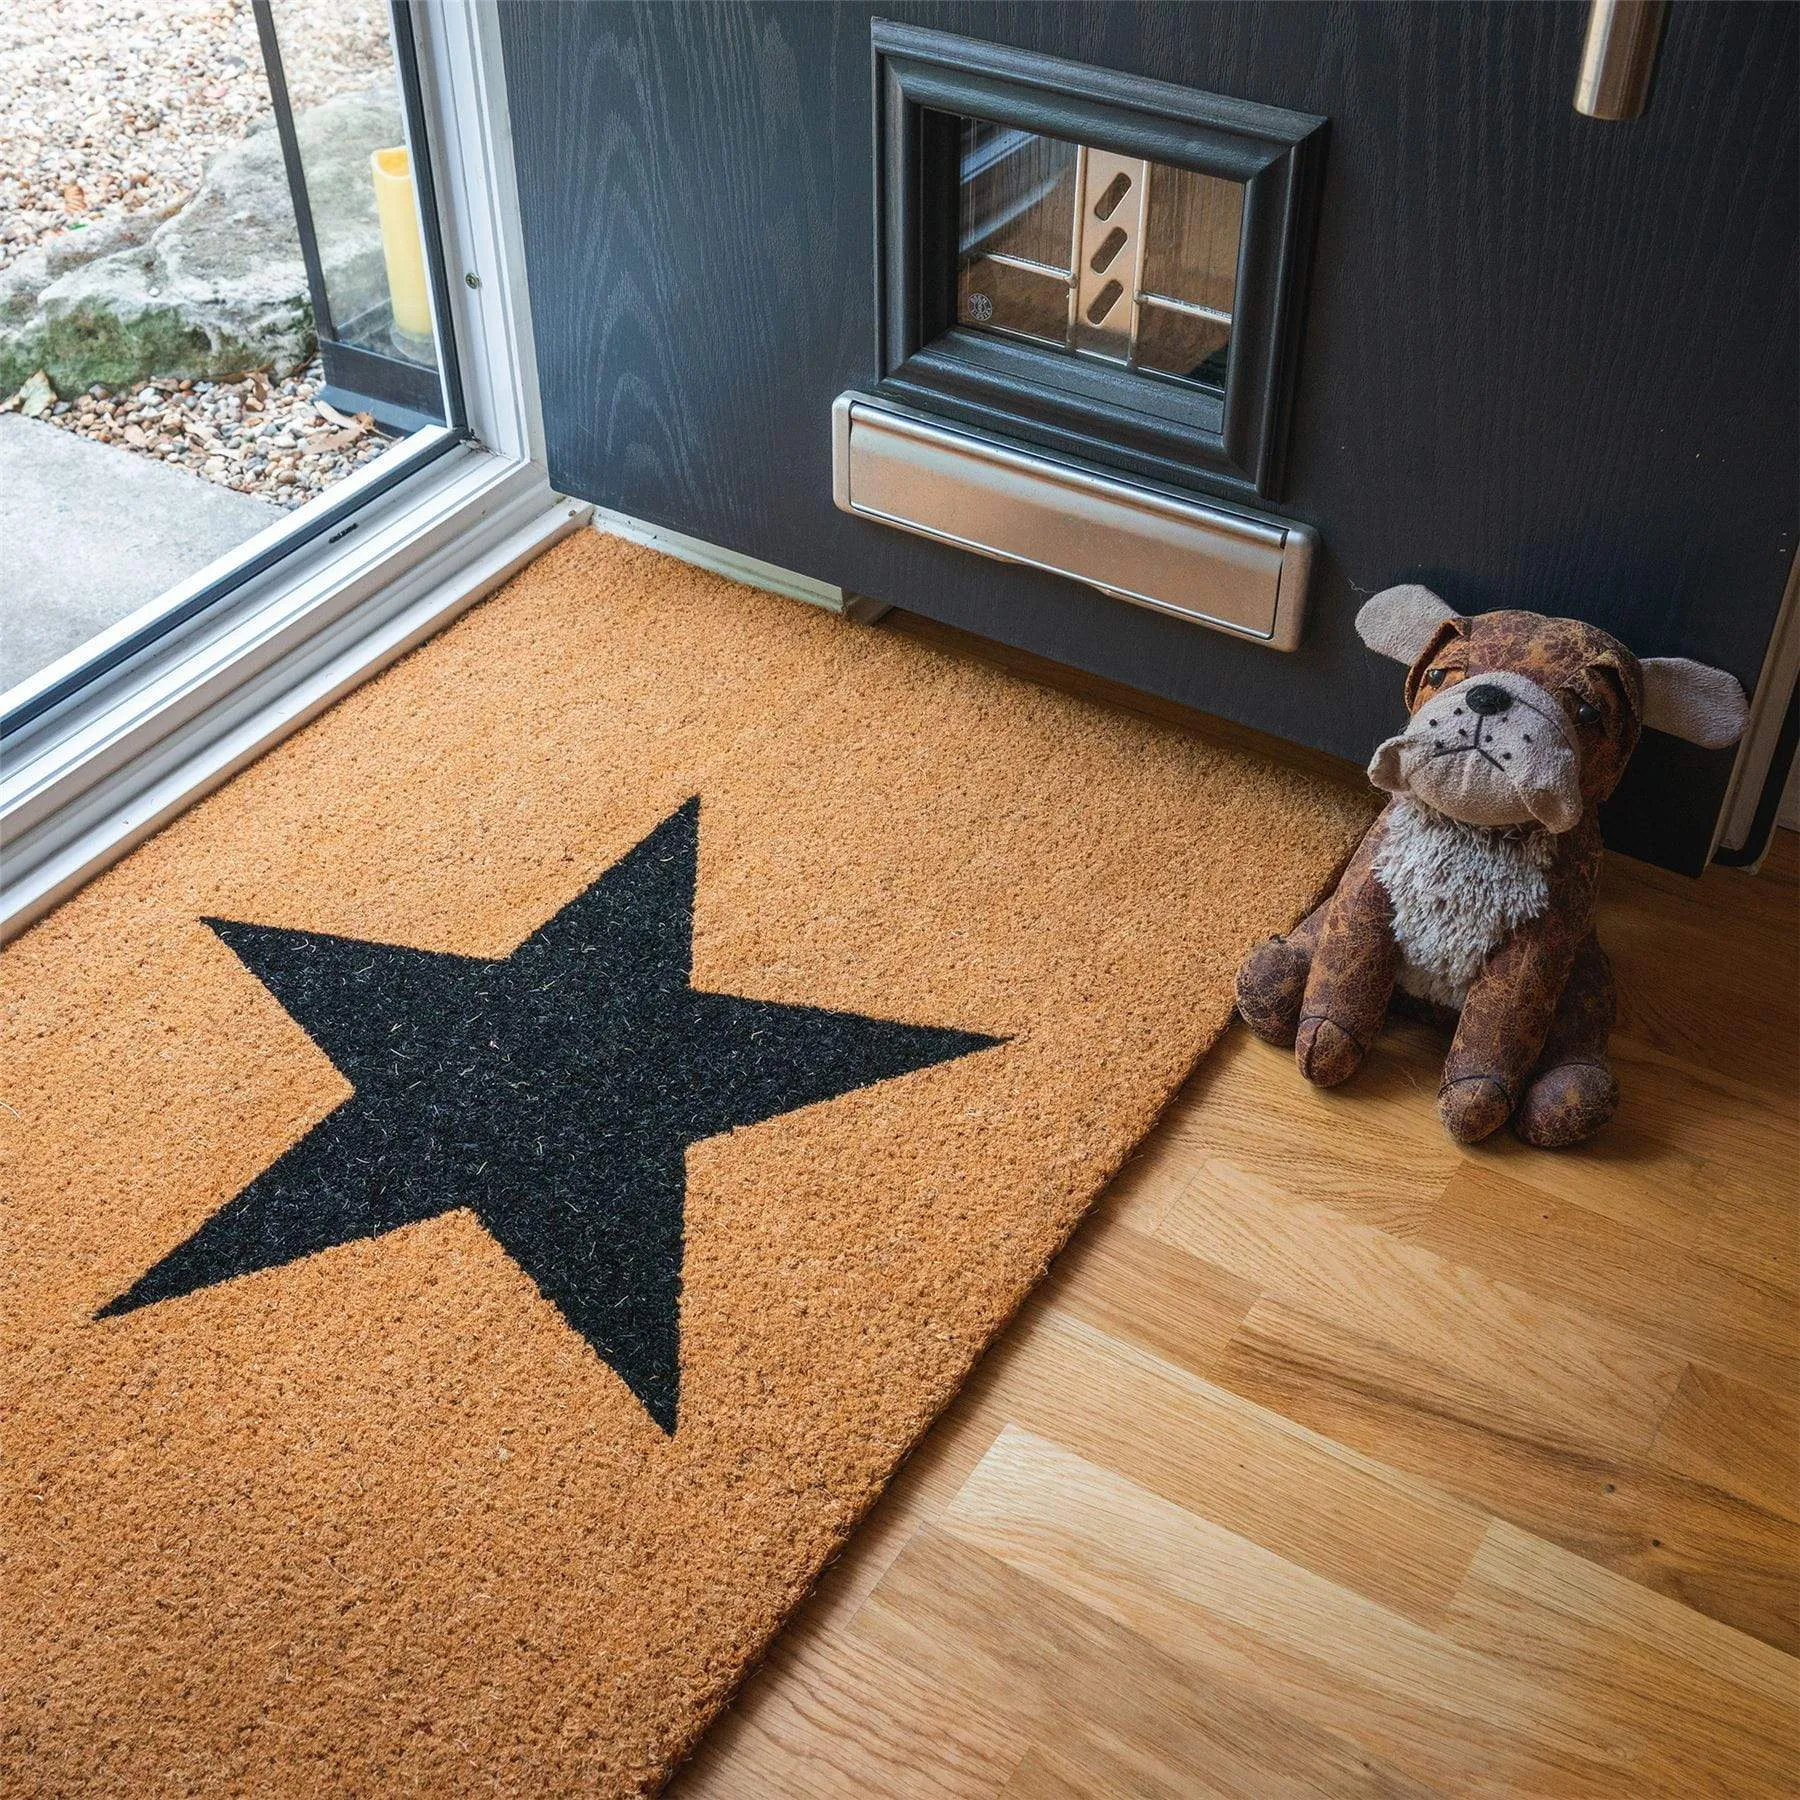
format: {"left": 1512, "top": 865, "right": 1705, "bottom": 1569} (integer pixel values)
{"left": 1151, "top": 1025, "right": 1456, "bottom": 1239}
{"left": 1028, "top": 1213, "right": 1260, "bottom": 1380}
{"left": 1409, "top": 1164, "right": 1799, "bottom": 1395}
{"left": 1599, "top": 867, "right": 1799, "bottom": 1098}
{"left": 1160, "top": 1158, "right": 1685, "bottom": 1457}
{"left": 997, "top": 1749, "right": 1099, "bottom": 1800}
{"left": 945, "top": 1311, "right": 1491, "bottom": 1629}
{"left": 1651, "top": 1361, "right": 1800, "bottom": 1526}
{"left": 676, "top": 1614, "right": 1026, "bottom": 1800}
{"left": 1000, "top": 1717, "right": 1426, "bottom": 1800}
{"left": 1218, "top": 1299, "right": 1800, "bottom": 1652}
{"left": 1205, "top": 1010, "right": 1799, "bottom": 1294}
{"left": 1445, "top": 1522, "right": 1799, "bottom": 1799}
{"left": 1470, "top": 1050, "right": 1800, "bottom": 1294}
{"left": 942, "top": 1429, "right": 1636, "bottom": 1798}
{"left": 860, "top": 1528, "right": 1437, "bottom": 1800}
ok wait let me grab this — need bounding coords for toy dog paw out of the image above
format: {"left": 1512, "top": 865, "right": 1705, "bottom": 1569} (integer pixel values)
{"left": 1513, "top": 1060, "right": 1620, "bottom": 1149}
{"left": 1235, "top": 934, "right": 1310, "bottom": 1046}
{"left": 1437, "top": 1076, "right": 1513, "bottom": 1145}
{"left": 1295, "top": 1015, "right": 1367, "bottom": 1087}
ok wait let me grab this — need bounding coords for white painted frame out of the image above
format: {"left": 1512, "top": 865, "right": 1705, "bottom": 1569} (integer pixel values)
{"left": 1713, "top": 548, "right": 1799, "bottom": 861}
{"left": 0, "top": 1, "right": 587, "bottom": 942}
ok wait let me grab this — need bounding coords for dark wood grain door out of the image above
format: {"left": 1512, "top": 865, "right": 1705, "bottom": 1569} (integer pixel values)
{"left": 496, "top": 2, "right": 1798, "bottom": 872}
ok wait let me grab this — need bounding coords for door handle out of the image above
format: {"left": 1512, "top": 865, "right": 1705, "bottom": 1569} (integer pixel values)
{"left": 1573, "top": 0, "right": 1669, "bottom": 121}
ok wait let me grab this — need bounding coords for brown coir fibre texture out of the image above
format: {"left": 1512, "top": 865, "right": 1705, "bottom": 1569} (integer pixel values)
{"left": 1, "top": 531, "right": 1372, "bottom": 1796}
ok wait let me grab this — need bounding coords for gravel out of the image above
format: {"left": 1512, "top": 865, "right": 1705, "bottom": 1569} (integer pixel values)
{"left": 0, "top": 0, "right": 392, "bottom": 272}
{"left": 3, "top": 360, "right": 392, "bottom": 509}
{"left": 1, "top": 0, "right": 401, "bottom": 502}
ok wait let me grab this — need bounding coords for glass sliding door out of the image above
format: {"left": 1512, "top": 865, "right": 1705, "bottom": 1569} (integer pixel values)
{"left": 0, "top": 0, "right": 462, "bottom": 726}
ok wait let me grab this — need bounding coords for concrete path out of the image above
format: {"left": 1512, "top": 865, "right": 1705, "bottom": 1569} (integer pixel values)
{"left": 0, "top": 414, "right": 283, "bottom": 695}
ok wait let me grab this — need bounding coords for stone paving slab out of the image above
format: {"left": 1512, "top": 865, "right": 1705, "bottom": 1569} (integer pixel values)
{"left": 0, "top": 413, "right": 282, "bottom": 695}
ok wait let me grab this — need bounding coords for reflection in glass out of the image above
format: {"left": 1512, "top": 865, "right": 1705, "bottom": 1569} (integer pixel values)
{"left": 957, "top": 255, "right": 1069, "bottom": 344}
{"left": 956, "top": 119, "right": 1077, "bottom": 271}
{"left": 1135, "top": 303, "right": 1231, "bottom": 386}
{"left": 1141, "top": 167, "right": 1241, "bottom": 318}
{"left": 944, "top": 112, "right": 1243, "bottom": 394}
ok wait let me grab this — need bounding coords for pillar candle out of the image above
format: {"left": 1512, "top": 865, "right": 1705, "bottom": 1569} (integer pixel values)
{"left": 371, "top": 146, "right": 433, "bottom": 350}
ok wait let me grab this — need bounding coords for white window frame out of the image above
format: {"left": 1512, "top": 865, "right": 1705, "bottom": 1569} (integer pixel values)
{"left": 0, "top": 1, "right": 588, "bottom": 942}
{"left": 1714, "top": 549, "right": 1799, "bottom": 863}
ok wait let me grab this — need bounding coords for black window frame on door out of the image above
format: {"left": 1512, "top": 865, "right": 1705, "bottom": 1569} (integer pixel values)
{"left": 870, "top": 20, "right": 1327, "bottom": 501}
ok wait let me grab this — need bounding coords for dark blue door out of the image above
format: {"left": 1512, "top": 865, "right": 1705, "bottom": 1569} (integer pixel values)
{"left": 497, "top": 2, "right": 1798, "bottom": 872}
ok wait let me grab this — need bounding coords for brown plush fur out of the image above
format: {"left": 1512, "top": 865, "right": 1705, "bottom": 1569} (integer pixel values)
{"left": 1236, "top": 596, "right": 1744, "bottom": 1147}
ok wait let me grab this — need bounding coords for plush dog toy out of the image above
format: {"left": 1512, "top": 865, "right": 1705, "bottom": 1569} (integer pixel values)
{"left": 1236, "top": 586, "right": 1749, "bottom": 1147}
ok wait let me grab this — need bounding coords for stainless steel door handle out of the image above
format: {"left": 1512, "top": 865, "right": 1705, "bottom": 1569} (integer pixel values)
{"left": 1574, "top": 0, "right": 1669, "bottom": 121}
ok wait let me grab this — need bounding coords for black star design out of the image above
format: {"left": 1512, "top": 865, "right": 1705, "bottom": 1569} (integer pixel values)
{"left": 98, "top": 799, "right": 1002, "bottom": 1432}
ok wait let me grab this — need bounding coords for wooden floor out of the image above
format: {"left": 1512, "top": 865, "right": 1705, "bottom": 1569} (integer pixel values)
{"left": 670, "top": 635, "right": 1799, "bottom": 1798}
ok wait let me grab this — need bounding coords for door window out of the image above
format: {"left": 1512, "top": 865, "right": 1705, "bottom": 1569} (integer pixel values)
{"left": 872, "top": 23, "right": 1324, "bottom": 499}
{"left": 952, "top": 121, "right": 1243, "bottom": 394}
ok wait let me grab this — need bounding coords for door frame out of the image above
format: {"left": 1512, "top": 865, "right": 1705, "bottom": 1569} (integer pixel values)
{"left": 0, "top": 1, "right": 586, "bottom": 942}
{"left": 1715, "top": 549, "right": 1800, "bottom": 863}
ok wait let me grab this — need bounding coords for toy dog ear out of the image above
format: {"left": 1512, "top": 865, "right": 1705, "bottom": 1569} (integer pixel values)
{"left": 1638, "top": 657, "right": 1749, "bottom": 749}
{"left": 1356, "top": 585, "right": 1461, "bottom": 665}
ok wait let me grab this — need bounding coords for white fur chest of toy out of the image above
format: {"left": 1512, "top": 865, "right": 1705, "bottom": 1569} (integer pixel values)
{"left": 1371, "top": 797, "right": 1554, "bottom": 1009}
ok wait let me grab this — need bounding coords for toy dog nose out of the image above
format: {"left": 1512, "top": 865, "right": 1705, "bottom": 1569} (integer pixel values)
{"left": 1463, "top": 683, "right": 1512, "bottom": 716}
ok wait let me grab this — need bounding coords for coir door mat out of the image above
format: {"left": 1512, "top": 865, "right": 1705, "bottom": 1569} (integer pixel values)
{"left": 2, "top": 531, "right": 1370, "bottom": 1795}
